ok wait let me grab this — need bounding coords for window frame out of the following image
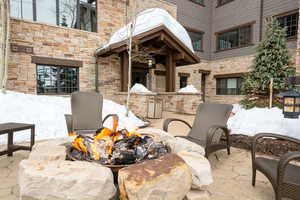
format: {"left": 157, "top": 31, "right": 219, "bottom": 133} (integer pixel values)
{"left": 216, "top": 0, "right": 234, "bottom": 7}
{"left": 276, "top": 9, "right": 299, "bottom": 41}
{"left": 215, "top": 21, "right": 255, "bottom": 52}
{"left": 10, "top": 0, "right": 97, "bottom": 32}
{"left": 216, "top": 76, "right": 243, "bottom": 95}
{"left": 188, "top": 0, "right": 205, "bottom": 7}
{"left": 36, "top": 64, "right": 80, "bottom": 95}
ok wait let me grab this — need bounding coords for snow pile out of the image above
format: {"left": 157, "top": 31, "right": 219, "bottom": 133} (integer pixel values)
{"left": 99, "top": 8, "right": 194, "bottom": 53}
{"left": 130, "top": 83, "right": 152, "bottom": 93}
{"left": 0, "top": 91, "right": 148, "bottom": 145}
{"left": 178, "top": 85, "right": 199, "bottom": 93}
{"left": 228, "top": 105, "right": 300, "bottom": 140}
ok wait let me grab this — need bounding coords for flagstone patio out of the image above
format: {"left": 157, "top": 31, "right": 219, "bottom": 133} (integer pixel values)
{"left": 0, "top": 112, "right": 275, "bottom": 200}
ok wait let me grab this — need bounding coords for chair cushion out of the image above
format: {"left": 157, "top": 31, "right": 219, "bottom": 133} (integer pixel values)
{"left": 188, "top": 103, "right": 233, "bottom": 142}
{"left": 255, "top": 157, "right": 300, "bottom": 185}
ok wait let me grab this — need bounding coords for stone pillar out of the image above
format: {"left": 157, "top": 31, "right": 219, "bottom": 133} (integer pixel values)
{"left": 296, "top": 0, "right": 300, "bottom": 75}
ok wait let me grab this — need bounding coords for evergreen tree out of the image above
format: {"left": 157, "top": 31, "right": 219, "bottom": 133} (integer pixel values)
{"left": 241, "top": 18, "right": 295, "bottom": 108}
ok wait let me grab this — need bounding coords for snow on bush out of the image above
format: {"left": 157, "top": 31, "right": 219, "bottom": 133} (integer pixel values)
{"left": 0, "top": 91, "right": 148, "bottom": 145}
{"left": 98, "top": 8, "right": 194, "bottom": 53}
{"left": 178, "top": 85, "right": 199, "bottom": 93}
{"left": 228, "top": 105, "right": 300, "bottom": 140}
{"left": 130, "top": 83, "right": 152, "bottom": 93}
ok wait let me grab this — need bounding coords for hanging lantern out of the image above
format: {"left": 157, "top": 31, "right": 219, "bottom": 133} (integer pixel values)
{"left": 278, "top": 90, "right": 300, "bottom": 119}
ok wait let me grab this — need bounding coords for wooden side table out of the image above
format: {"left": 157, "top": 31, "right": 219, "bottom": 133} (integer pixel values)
{"left": 0, "top": 123, "right": 35, "bottom": 157}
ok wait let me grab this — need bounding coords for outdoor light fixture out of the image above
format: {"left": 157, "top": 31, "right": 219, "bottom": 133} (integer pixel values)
{"left": 278, "top": 90, "right": 300, "bottom": 119}
{"left": 148, "top": 58, "right": 155, "bottom": 68}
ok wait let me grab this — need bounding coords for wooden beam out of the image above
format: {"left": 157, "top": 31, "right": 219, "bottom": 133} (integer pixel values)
{"left": 166, "top": 50, "right": 175, "bottom": 92}
{"left": 120, "top": 52, "right": 129, "bottom": 92}
{"left": 214, "top": 72, "right": 245, "bottom": 79}
{"left": 31, "top": 56, "right": 83, "bottom": 67}
{"left": 174, "top": 53, "right": 185, "bottom": 61}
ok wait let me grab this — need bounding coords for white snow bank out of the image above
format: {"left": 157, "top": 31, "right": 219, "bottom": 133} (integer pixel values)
{"left": 178, "top": 85, "right": 199, "bottom": 93}
{"left": 228, "top": 105, "right": 300, "bottom": 140}
{"left": 0, "top": 91, "right": 148, "bottom": 145}
{"left": 130, "top": 83, "right": 152, "bottom": 93}
{"left": 99, "top": 8, "right": 194, "bottom": 53}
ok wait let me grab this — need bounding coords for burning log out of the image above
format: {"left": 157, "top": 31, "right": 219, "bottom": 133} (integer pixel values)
{"left": 66, "top": 116, "right": 169, "bottom": 166}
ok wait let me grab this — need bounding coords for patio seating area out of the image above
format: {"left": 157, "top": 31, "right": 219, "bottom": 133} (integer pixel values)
{"left": 0, "top": 112, "right": 278, "bottom": 200}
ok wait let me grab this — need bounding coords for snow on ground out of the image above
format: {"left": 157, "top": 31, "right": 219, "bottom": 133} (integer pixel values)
{"left": 98, "top": 8, "right": 194, "bottom": 53}
{"left": 178, "top": 85, "right": 199, "bottom": 93}
{"left": 0, "top": 91, "right": 148, "bottom": 145}
{"left": 228, "top": 105, "right": 300, "bottom": 140}
{"left": 130, "top": 83, "right": 153, "bottom": 93}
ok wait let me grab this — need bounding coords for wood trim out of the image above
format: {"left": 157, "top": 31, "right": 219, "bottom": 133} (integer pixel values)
{"left": 216, "top": 0, "right": 234, "bottom": 8}
{"left": 184, "top": 26, "right": 205, "bottom": 34}
{"left": 275, "top": 9, "right": 299, "bottom": 18}
{"left": 178, "top": 72, "right": 191, "bottom": 77}
{"left": 188, "top": 0, "right": 205, "bottom": 7}
{"left": 215, "top": 21, "right": 256, "bottom": 35}
{"left": 31, "top": 56, "right": 83, "bottom": 67}
{"left": 214, "top": 73, "right": 245, "bottom": 79}
{"left": 198, "top": 69, "right": 211, "bottom": 75}
{"left": 120, "top": 52, "right": 129, "bottom": 92}
{"left": 155, "top": 70, "right": 166, "bottom": 76}
{"left": 215, "top": 43, "right": 255, "bottom": 53}
{"left": 97, "top": 25, "right": 200, "bottom": 64}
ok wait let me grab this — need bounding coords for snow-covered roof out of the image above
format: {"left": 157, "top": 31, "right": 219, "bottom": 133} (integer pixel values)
{"left": 98, "top": 8, "right": 194, "bottom": 53}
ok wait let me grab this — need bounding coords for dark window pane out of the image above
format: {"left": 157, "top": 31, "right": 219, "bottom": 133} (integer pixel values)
{"left": 217, "top": 25, "right": 251, "bottom": 50}
{"left": 37, "top": 65, "right": 79, "bottom": 94}
{"left": 187, "top": 31, "right": 203, "bottom": 51}
{"left": 190, "top": 0, "right": 204, "bottom": 5}
{"left": 59, "top": 0, "right": 78, "bottom": 28}
{"left": 79, "top": 0, "right": 97, "bottom": 32}
{"left": 216, "top": 77, "right": 243, "bottom": 95}
{"left": 278, "top": 13, "right": 299, "bottom": 38}
{"left": 10, "top": 0, "right": 33, "bottom": 20}
{"left": 180, "top": 76, "right": 188, "bottom": 88}
{"left": 218, "top": 0, "right": 233, "bottom": 6}
{"left": 36, "top": 0, "right": 57, "bottom": 25}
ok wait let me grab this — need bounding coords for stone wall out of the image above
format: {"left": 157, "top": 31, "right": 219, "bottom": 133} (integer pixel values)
{"left": 7, "top": 0, "right": 128, "bottom": 94}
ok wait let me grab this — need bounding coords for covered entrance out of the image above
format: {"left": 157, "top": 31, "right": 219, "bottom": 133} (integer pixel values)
{"left": 96, "top": 25, "right": 200, "bottom": 92}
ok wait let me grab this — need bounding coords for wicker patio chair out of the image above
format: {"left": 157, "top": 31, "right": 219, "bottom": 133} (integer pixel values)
{"left": 163, "top": 103, "right": 233, "bottom": 158}
{"left": 65, "top": 91, "right": 115, "bottom": 135}
{"left": 252, "top": 133, "right": 300, "bottom": 200}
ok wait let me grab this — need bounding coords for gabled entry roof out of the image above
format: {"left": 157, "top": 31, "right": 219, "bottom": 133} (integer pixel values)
{"left": 96, "top": 25, "right": 200, "bottom": 66}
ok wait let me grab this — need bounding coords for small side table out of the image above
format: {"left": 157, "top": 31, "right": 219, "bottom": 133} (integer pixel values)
{"left": 0, "top": 123, "right": 35, "bottom": 157}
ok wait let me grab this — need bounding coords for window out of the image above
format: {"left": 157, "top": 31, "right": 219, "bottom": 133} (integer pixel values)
{"left": 217, "top": 0, "right": 234, "bottom": 7}
{"left": 37, "top": 65, "right": 79, "bottom": 94}
{"left": 216, "top": 77, "right": 243, "bottom": 95}
{"left": 217, "top": 25, "right": 252, "bottom": 51}
{"left": 179, "top": 73, "right": 190, "bottom": 88}
{"left": 190, "top": 0, "right": 205, "bottom": 6}
{"left": 187, "top": 31, "right": 203, "bottom": 52}
{"left": 10, "top": 0, "right": 97, "bottom": 32}
{"left": 278, "top": 12, "right": 299, "bottom": 39}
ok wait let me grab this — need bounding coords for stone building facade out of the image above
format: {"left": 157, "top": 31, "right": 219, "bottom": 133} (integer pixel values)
{"left": 5, "top": 0, "right": 300, "bottom": 106}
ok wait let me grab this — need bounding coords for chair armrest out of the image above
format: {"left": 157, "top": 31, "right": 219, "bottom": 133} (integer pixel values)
{"left": 251, "top": 133, "right": 300, "bottom": 164}
{"left": 206, "top": 125, "right": 230, "bottom": 147}
{"left": 277, "top": 151, "right": 300, "bottom": 187}
{"left": 163, "top": 118, "right": 192, "bottom": 132}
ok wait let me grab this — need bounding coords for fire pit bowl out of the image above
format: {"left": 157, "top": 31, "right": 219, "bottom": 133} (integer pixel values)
{"left": 66, "top": 132, "right": 171, "bottom": 173}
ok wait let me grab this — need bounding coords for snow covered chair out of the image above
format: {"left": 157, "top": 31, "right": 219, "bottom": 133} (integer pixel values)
{"left": 163, "top": 103, "right": 233, "bottom": 158}
{"left": 65, "top": 92, "right": 115, "bottom": 135}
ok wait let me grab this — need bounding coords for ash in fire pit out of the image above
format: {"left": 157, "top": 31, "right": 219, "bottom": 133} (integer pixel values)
{"left": 66, "top": 116, "right": 169, "bottom": 166}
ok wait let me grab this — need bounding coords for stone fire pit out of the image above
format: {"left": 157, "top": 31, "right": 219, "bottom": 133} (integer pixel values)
{"left": 18, "top": 128, "right": 213, "bottom": 200}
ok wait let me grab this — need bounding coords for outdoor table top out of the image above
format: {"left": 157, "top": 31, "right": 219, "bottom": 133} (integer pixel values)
{"left": 0, "top": 123, "right": 35, "bottom": 135}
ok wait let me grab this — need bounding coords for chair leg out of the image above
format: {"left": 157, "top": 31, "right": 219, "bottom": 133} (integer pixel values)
{"left": 252, "top": 168, "right": 256, "bottom": 186}
{"left": 227, "top": 146, "right": 230, "bottom": 155}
